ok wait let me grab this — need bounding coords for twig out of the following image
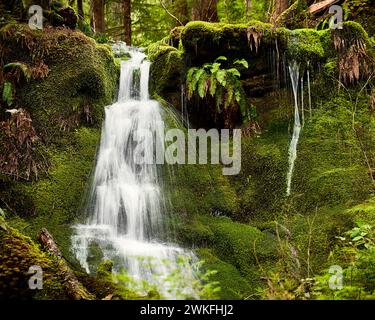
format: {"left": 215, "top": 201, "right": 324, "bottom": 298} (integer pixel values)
{"left": 159, "top": 0, "right": 184, "bottom": 26}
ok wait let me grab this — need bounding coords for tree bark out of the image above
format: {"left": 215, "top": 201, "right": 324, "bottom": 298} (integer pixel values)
{"left": 271, "top": 0, "right": 289, "bottom": 24}
{"left": 37, "top": 228, "right": 94, "bottom": 300}
{"left": 77, "top": 0, "right": 84, "bottom": 20}
{"left": 124, "top": 0, "right": 131, "bottom": 45}
{"left": 91, "top": 0, "right": 105, "bottom": 33}
{"left": 246, "top": 0, "right": 252, "bottom": 17}
{"left": 192, "top": 0, "right": 218, "bottom": 22}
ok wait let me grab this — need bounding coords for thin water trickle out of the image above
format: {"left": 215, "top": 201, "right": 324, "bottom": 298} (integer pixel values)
{"left": 71, "top": 47, "right": 196, "bottom": 299}
{"left": 286, "top": 61, "right": 301, "bottom": 196}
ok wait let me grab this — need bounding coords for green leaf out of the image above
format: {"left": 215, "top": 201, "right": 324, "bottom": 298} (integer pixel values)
{"left": 234, "top": 59, "right": 249, "bottom": 69}
{"left": 352, "top": 236, "right": 363, "bottom": 242}
{"left": 209, "top": 75, "right": 217, "bottom": 97}
{"left": 197, "top": 73, "right": 208, "bottom": 98}
{"left": 2, "top": 81, "right": 13, "bottom": 106}
{"left": 210, "top": 62, "right": 221, "bottom": 74}
{"left": 215, "top": 56, "right": 227, "bottom": 62}
{"left": 235, "top": 89, "right": 242, "bottom": 104}
{"left": 216, "top": 70, "right": 226, "bottom": 85}
{"left": 227, "top": 68, "right": 241, "bottom": 78}
{"left": 193, "top": 69, "right": 205, "bottom": 91}
{"left": 226, "top": 84, "right": 234, "bottom": 108}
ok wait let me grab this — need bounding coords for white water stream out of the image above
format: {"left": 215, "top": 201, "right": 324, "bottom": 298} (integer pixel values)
{"left": 71, "top": 47, "right": 196, "bottom": 299}
{"left": 286, "top": 61, "right": 301, "bottom": 196}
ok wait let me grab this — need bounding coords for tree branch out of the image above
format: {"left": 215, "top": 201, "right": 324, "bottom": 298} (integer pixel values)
{"left": 159, "top": 0, "right": 184, "bottom": 26}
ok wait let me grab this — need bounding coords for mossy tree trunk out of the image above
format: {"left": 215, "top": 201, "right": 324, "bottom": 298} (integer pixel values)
{"left": 37, "top": 228, "right": 94, "bottom": 300}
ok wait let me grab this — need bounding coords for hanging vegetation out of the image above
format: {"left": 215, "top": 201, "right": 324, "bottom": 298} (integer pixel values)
{"left": 332, "top": 22, "right": 374, "bottom": 84}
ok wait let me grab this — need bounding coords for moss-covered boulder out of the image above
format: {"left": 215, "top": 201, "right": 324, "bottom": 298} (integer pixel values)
{"left": 0, "top": 219, "right": 67, "bottom": 299}
{"left": 0, "top": 24, "right": 118, "bottom": 132}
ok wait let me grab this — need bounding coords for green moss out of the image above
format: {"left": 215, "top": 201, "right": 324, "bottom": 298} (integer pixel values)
{"left": 180, "top": 20, "right": 276, "bottom": 65}
{"left": 175, "top": 214, "right": 277, "bottom": 298}
{"left": 347, "top": 196, "right": 375, "bottom": 225}
{"left": 235, "top": 134, "right": 288, "bottom": 221}
{"left": 286, "top": 28, "right": 330, "bottom": 62}
{"left": 293, "top": 93, "right": 373, "bottom": 211}
{"left": 148, "top": 43, "right": 184, "bottom": 98}
{"left": 8, "top": 127, "right": 100, "bottom": 259}
{"left": 197, "top": 248, "right": 253, "bottom": 299}
{"left": 203, "top": 216, "right": 278, "bottom": 275}
{"left": 166, "top": 162, "right": 239, "bottom": 217}
{"left": 335, "top": 21, "right": 371, "bottom": 45}
{"left": 1, "top": 24, "right": 118, "bottom": 133}
{"left": 0, "top": 223, "right": 67, "bottom": 299}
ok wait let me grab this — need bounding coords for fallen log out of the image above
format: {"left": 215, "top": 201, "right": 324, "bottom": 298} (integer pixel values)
{"left": 37, "top": 228, "right": 94, "bottom": 300}
{"left": 308, "top": 0, "right": 341, "bottom": 15}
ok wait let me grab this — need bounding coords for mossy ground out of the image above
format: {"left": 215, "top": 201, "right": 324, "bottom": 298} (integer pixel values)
{"left": 0, "top": 222, "right": 67, "bottom": 299}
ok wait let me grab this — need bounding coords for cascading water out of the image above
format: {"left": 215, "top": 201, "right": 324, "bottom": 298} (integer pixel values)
{"left": 71, "top": 47, "right": 196, "bottom": 299}
{"left": 286, "top": 61, "right": 301, "bottom": 196}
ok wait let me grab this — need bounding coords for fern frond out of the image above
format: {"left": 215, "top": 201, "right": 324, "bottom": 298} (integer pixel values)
{"left": 2, "top": 81, "right": 14, "bottom": 106}
{"left": 4, "top": 62, "right": 31, "bottom": 82}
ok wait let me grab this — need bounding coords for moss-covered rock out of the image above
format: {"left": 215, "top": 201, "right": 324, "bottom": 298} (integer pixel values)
{"left": 292, "top": 93, "right": 374, "bottom": 211}
{"left": 0, "top": 24, "right": 119, "bottom": 132}
{"left": 148, "top": 43, "right": 184, "bottom": 106}
{"left": 197, "top": 248, "right": 253, "bottom": 299}
{"left": 174, "top": 214, "right": 278, "bottom": 299}
{"left": 0, "top": 219, "right": 67, "bottom": 299}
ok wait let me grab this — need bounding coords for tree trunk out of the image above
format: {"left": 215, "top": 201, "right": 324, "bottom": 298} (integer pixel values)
{"left": 37, "top": 228, "right": 94, "bottom": 300}
{"left": 124, "top": 0, "right": 131, "bottom": 45}
{"left": 77, "top": 0, "right": 84, "bottom": 20}
{"left": 246, "top": 0, "right": 252, "bottom": 17}
{"left": 173, "top": 0, "right": 189, "bottom": 25}
{"left": 91, "top": 0, "right": 105, "bottom": 33}
{"left": 192, "top": 0, "right": 218, "bottom": 22}
{"left": 271, "top": 0, "right": 289, "bottom": 24}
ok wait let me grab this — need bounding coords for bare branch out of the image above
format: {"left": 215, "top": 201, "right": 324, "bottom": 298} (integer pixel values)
{"left": 159, "top": 0, "right": 184, "bottom": 26}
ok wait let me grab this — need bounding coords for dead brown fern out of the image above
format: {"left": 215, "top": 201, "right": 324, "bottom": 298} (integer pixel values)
{"left": 0, "top": 109, "right": 47, "bottom": 180}
{"left": 332, "top": 30, "right": 374, "bottom": 85}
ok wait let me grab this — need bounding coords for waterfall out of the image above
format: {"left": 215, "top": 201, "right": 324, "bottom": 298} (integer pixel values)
{"left": 286, "top": 61, "right": 301, "bottom": 196}
{"left": 71, "top": 48, "right": 196, "bottom": 299}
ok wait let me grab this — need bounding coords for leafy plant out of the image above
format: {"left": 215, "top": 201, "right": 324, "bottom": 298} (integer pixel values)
{"left": 186, "top": 56, "right": 249, "bottom": 118}
{"left": 312, "top": 222, "right": 375, "bottom": 299}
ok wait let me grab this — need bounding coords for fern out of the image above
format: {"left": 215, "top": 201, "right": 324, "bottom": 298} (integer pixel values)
{"left": 185, "top": 55, "right": 249, "bottom": 118}
{"left": 2, "top": 81, "right": 14, "bottom": 106}
{"left": 4, "top": 62, "right": 31, "bottom": 82}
